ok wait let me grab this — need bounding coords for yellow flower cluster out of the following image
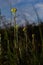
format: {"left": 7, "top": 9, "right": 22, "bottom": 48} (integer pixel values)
{"left": 11, "top": 8, "right": 17, "bottom": 13}
{"left": 32, "top": 34, "right": 35, "bottom": 38}
{"left": 23, "top": 27, "right": 26, "bottom": 32}
{"left": 14, "top": 25, "right": 19, "bottom": 30}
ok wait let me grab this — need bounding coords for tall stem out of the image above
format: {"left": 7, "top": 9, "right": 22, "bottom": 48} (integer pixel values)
{"left": 14, "top": 13, "right": 17, "bottom": 48}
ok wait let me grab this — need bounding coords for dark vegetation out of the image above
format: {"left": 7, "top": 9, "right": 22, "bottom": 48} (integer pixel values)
{"left": 0, "top": 22, "right": 43, "bottom": 65}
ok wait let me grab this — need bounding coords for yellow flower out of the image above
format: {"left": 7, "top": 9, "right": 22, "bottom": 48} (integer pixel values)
{"left": 23, "top": 27, "right": 26, "bottom": 31}
{"left": 11, "top": 8, "right": 17, "bottom": 13}
{"left": 14, "top": 25, "right": 19, "bottom": 30}
{"left": 32, "top": 34, "right": 35, "bottom": 38}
